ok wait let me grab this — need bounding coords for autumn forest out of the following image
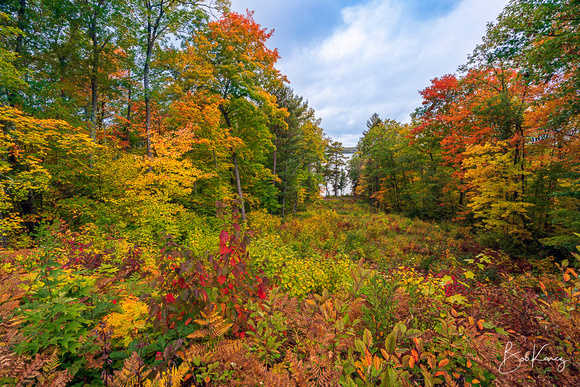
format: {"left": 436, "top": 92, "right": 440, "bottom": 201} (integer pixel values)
{"left": 0, "top": 0, "right": 579, "bottom": 386}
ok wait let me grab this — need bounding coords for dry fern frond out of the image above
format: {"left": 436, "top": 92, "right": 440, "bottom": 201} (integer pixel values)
{"left": 144, "top": 362, "right": 190, "bottom": 387}
{"left": 37, "top": 369, "right": 72, "bottom": 387}
{"left": 188, "top": 306, "right": 233, "bottom": 341}
{"left": 178, "top": 343, "right": 206, "bottom": 363}
{"left": 112, "top": 351, "right": 150, "bottom": 387}
{"left": 213, "top": 339, "right": 244, "bottom": 358}
{"left": 40, "top": 351, "right": 60, "bottom": 376}
{"left": 17, "top": 353, "right": 46, "bottom": 384}
{"left": 34, "top": 351, "right": 73, "bottom": 387}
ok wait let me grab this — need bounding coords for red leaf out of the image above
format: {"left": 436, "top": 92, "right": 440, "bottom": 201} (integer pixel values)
{"left": 219, "top": 230, "right": 229, "bottom": 243}
{"left": 218, "top": 275, "right": 226, "bottom": 285}
{"left": 219, "top": 243, "right": 231, "bottom": 254}
{"left": 258, "top": 283, "right": 266, "bottom": 299}
{"left": 166, "top": 294, "right": 175, "bottom": 303}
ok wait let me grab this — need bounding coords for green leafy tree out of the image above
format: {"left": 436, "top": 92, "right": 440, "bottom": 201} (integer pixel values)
{"left": 186, "top": 11, "right": 288, "bottom": 220}
{"left": 324, "top": 140, "right": 346, "bottom": 197}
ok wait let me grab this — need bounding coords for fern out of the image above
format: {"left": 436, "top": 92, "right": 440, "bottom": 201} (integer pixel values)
{"left": 112, "top": 352, "right": 150, "bottom": 387}
{"left": 144, "top": 362, "right": 190, "bottom": 387}
{"left": 40, "top": 351, "right": 60, "bottom": 376}
{"left": 35, "top": 351, "right": 72, "bottom": 387}
{"left": 188, "top": 306, "right": 233, "bottom": 341}
{"left": 17, "top": 353, "right": 45, "bottom": 383}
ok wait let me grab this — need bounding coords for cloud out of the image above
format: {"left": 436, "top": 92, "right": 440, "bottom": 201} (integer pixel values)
{"left": 228, "top": 0, "right": 365, "bottom": 56}
{"left": 277, "top": 0, "right": 509, "bottom": 146}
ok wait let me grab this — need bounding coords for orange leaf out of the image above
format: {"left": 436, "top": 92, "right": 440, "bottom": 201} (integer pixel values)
{"left": 438, "top": 359, "right": 449, "bottom": 367}
{"left": 373, "top": 356, "right": 381, "bottom": 371}
{"left": 411, "top": 349, "right": 419, "bottom": 362}
{"left": 539, "top": 281, "right": 547, "bottom": 294}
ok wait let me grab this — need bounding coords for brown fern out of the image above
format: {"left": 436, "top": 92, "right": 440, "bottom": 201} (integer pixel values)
{"left": 111, "top": 351, "right": 151, "bottom": 387}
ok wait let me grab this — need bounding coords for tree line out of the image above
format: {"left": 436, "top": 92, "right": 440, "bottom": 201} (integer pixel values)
{"left": 349, "top": 0, "right": 580, "bottom": 254}
{"left": 0, "top": 0, "right": 333, "bottom": 245}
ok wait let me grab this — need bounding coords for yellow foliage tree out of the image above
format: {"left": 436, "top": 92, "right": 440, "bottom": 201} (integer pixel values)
{"left": 463, "top": 141, "right": 534, "bottom": 239}
{"left": 0, "top": 106, "right": 98, "bottom": 240}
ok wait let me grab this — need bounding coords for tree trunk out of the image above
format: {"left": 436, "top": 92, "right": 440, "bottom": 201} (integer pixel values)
{"left": 16, "top": 0, "right": 25, "bottom": 57}
{"left": 232, "top": 151, "right": 246, "bottom": 221}
{"left": 90, "top": 76, "right": 98, "bottom": 140}
{"left": 126, "top": 70, "right": 132, "bottom": 147}
{"left": 89, "top": 10, "right": 100, "bottom": 142}
{"left": 282, "top": 157, "right": 288, "bottom": 220}
{"left": 272, "top": 130, "right": 278, "bottom": 186}
{"left": 144, "top": 10, "right": 155, "bottom": 162}
{"left": 219, "top": 107, "right": 246, "bottom": 220}
{"left": 8, "top": 0, "right": 26, "bottom": 107}
{"left": 144, "top": 56, "right": 152, "bottom": 159}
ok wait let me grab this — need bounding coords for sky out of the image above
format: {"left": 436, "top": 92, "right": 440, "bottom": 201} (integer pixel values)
{"left": 229, "top": 0, "right": 510, "bottom": 146}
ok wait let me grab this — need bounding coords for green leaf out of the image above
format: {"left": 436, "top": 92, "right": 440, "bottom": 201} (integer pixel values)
{"left": 381, "top": 367, "right": 401, "bottom": 387}
{"left": 363, "top": 328, "right": 373, "bottom": 347}
{"left": 394, "top": 322, "right": 407, "bottom": 338}
{"left": 562, "top": 259, "right": 569, "bottom": 268}
{"left": 355, "top": 339, "right": 366, "bottom": 353}
{"left": 405, "top": 329, "right": 422, "bottom": 339}
{"left": 385, "top": 332, "right": 396, "bottom": 354}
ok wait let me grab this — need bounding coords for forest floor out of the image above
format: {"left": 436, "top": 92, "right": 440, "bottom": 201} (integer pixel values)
{"left": 0, "top": 198, "right": 579, "bottom": 386}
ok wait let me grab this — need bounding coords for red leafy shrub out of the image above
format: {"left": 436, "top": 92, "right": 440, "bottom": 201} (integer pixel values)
{"left": 149, "top": 203, "right": 270, "bottom": 336}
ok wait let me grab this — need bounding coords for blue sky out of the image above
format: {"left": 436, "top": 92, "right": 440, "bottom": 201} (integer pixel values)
{"left": 230, "top": 0, "right": 509, "bottom": 146}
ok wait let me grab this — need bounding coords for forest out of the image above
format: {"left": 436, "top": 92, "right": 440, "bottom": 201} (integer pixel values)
{"left": 0, "top": 0, "right": 579, "bottom": 386}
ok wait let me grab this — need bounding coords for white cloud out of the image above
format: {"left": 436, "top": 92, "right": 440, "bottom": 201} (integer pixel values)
{"left": 280, "top": 0, "right": 509, "bottom": 146}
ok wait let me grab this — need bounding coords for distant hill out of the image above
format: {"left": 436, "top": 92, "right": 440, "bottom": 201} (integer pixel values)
{"left": 343, "top": 147, "right": 357, "bottom": 154}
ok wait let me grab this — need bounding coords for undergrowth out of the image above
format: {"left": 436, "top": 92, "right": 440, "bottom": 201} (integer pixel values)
{"left": 0, "top": 199, "right": 578, "bottom": 386}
